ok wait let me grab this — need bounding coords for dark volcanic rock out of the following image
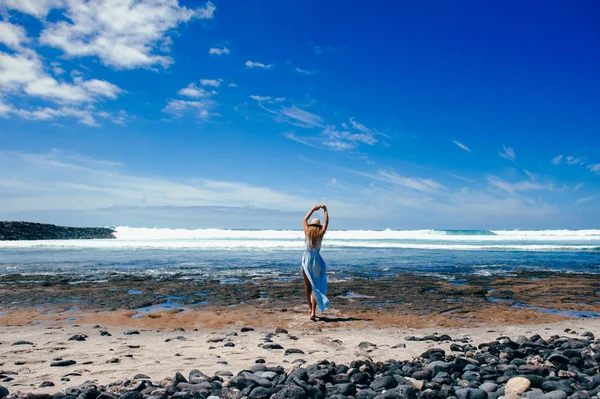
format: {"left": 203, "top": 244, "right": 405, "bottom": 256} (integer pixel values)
{"left": 0, "top": 386, "right": 8, "bottom": 398}
{"left": 50, "top": 360, "right": 76, "bottom": 367}
{"left": 69, "top": 334, "right": 87, "bottom": 341}
{"left": 12, "top": 340, "right": 34, "bottom": 345}
{"left": 285, "top": 349, "right": 305, "bottom": 356}
{"left": 0, "top": 221, "right": 115, "bottom": 240}
{"left": 263, "top": 343, "right": 284, "bottom": 350}
{"left": 272, "top": 385, "right": 308, "bottom": 399}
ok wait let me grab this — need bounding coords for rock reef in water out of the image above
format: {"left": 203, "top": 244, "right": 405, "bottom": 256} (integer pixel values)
{"left": 0, "top": 221, "right": 115, "bottom": 240}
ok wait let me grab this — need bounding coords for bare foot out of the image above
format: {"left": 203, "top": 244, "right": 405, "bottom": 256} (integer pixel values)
{"left": 310, "top": 314, "right": 317, "bottom": 321}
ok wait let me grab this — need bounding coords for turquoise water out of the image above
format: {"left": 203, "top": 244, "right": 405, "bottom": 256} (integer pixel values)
{"left": 0, "top": 228, "right": 599, "bottom": 282}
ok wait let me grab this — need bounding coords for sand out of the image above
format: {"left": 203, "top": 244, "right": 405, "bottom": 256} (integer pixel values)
{"left": 1, "top": 316, "right": 599, "bottom": 395}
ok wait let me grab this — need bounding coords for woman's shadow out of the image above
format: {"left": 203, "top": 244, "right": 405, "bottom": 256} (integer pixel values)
{"left": 316, "top": 316, "right": 372, "bottom": 323}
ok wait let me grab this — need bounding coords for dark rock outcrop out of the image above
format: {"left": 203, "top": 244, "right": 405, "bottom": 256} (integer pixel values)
{"left": 0, "top": 222, "right": 115, "bottom": 241}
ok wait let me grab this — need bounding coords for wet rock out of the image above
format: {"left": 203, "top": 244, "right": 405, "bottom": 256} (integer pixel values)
{"left": 118, "top": 392, "right": 142, "bottom": 399}
{"left": 50, "top": 360, "right": 76, "bottom": 367}
{"left": 223, "top": 342, "right": 235, "bottom": 347}
{"left": 370, "top": 375, "right": 398, "bottom": 391}
{"left": 0, "top": 386, "right": 8, "bottom": 398}
{"left": 454, "top": 388, "right": 487, "bottom": 399}
{"left": 285, "top": 349, "right": 305, "bottom": 356}
{"left": 123, "top": 330, "right": 139, "bottom": 336}
{"left": 272, "top": 385, "right": 308, "bottom": 399}
{"left": 100, "top": 331, "right": 112, "bottom": 337}
{"left": 39, "top": 381, "right": 55, "bottom": 387}
{"left": 263, "top": 343, "right": 284, "bottom": 350}
{"left": 12, "top": 341, "right": 34, "bottom": 346}
{"left": 275, "top": 328, "right": 288, "bottom": 334}
{"left": 241, "top": 327, "right": 255, "bottom": 332}
{"left": 69, "top": 334, "right": 87, "bottom": 341}
{"left": 358, "top": 342, "right": 377, "bottom": 349}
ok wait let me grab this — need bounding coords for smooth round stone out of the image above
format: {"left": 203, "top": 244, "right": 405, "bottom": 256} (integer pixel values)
{"left": 260, "top": 371, "right": 278, "bottom": 380}
{"left": 455, "top": 388, "right": 487, "bottom": 399}
{"left": 479, "top": 382, "right": 498, "bottom": 393}
{"left": 505, "top": 377, "right": 531, "bottom": 395}
{"left": 544, "top": 391, "right": 568, "bottom": 399}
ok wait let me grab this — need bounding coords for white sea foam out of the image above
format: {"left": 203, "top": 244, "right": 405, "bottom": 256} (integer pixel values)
{"left": 0, "top": 227, "right": 598, "bottom": 252}
{"left": 112, "top": 227, "right": 600, "bottom": 241}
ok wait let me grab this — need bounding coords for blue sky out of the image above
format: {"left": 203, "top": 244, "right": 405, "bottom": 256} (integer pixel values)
{"left": 0, "top": 0, "right": 599, "bottom": 229}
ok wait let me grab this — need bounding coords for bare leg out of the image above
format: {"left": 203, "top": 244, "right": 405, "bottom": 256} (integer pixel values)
{"left": 302, "top": 269, "right": 313, "bottom": 315}
{"left": 310, "top": 292, "right": 317, "bottom": 320}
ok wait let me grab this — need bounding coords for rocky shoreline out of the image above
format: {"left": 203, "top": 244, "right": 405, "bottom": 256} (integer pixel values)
{"left": 0, "top": 222, "right": 115, "bottom": 241}
{"left": 1, "top": 271, "right": 599, "bottom": 329}
{"left": 1, "top": 328, "right": 599, "bottom": 399}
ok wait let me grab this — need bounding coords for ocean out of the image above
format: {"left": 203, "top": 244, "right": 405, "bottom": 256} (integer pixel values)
{"left": 0, "top": 228, "right": 599, "bottom": 282}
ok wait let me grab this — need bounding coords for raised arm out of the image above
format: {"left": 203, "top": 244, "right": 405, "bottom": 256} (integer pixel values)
{"left": 303, "top": 204, "right": 321, "bottom": 233}
{"left": 320, "top": 204, "right": 329, "bottom": 235}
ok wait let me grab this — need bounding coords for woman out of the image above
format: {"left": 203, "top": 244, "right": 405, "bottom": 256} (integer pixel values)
{"left": 302, "top": 204, "right": 329, "bottom": 321}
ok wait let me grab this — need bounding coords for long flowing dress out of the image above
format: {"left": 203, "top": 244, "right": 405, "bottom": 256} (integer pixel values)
{"left": 301, "top": 238, "right": 330, "bottom": 312}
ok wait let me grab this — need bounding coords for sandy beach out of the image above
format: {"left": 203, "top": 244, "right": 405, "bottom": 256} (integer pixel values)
{"left": 2, "top": 318, "right": 599, "bottom": 395}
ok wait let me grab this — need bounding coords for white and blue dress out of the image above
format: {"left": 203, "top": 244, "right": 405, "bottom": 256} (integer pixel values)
{"left": 301, "top": 238, "right": 330, "bottom": 312}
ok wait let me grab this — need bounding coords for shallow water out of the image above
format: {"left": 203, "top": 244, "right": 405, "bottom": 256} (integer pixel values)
{"left": 1, "top": 228, "right": 599, "bottom": 282}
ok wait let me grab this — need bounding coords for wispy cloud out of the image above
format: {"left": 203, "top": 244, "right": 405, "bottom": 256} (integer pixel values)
{"left": 551, "top": 154, "right": 586, "bottom": 165}
{"left": 487, "top": 175, "right": 553, "bottom": 194}
{"left": 295, "top": 68, "right": 316, "bottom": 76}
{"left": 575, "top": 196, "right": 595, "bottom": 205}
{"left": 453, "top": 140, "right": 471, "bottom": 152}
{"left": 357, "top": 169, "right": 445, "bottom": 193}
{"left": 307, "top": 42, "right": 347, "bottom": 55}
{"left": 588, "top": 164, "right": 600, "bottom": 173}
{"left": 499, "top": 145, "right": 516, "bottom": 162}
{"left": 281, "top": 106, "right": 324, "bottom": 128}
{"left": 245, "top": 60, "right": 273, "bottom": 69}
{"left": 572, "top": 183, "right": 584, "bottom": 193}
{"left": 551, "top": 154, "right": 564, "bottom": 165}
{"left": 209, "top": 47, "right": 230, "bottom": 55}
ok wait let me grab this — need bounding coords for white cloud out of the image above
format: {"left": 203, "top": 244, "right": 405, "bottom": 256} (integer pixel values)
{"left": 295, "top": 68, "right": 316, "bottom": 75}
{"left": 209, "top": 47, "right": 230, "bottom": 55}
{"left": 523, "top": 169, "right": 536, "bottom": 181}
{"left": 246, "top": 60, "right": 272, "bottom": 69}
{"left": 200, "top": 79, "right": 221, "bottom": 87}
{"left": 0, "top": 21, "right": 29, "bottom": 50}
{"left": 349, "top": 117, "right": 390, "bottom": 138}
{"left": 178, "top": 83, "right": 210, "bottom": 98}
{"left": 588, "top": 164, "right": 600, "bottom": 173}
{"left": 228, "top": 83, "right": 237, "bottom": 88}
{"left": 499, "top": 145, "right": 516, "bottom": 162}
{"left": 487, "top": 175, "right": 553, "bottom": 194}
{"left": 30, "top": 0, "right": 215, "bottom": 69}
{"left": 551, "top": 154, "right": 563, "bottom": 165}
{"left": 250, "top": 95, "right": 271, "bottom": 102}
{"left": 163, "top": 99, "right": 214, "bottom": 119}
{"left": 80, "top": 79, "right": 121, "bottom": 99}
{"left": 0, "top": 50, "right": 121, "bottom": 103}
{"left": 565, "top": 156, "right": 586, "bottom": 165}
{"left": 14, "top": 106, "right": 99, "bottom": 126}
{"left": 0, "top": 100, "right": 13, "bottom": 116}
{"left": 355, "top": 169, "right": 444, "bottom": 193}
{"left": 453, "top": 140, "right": 471, "bottom": 152}
{"left": 572, "top": 183, "right": 584, "bottom": 193}
{"left": 575, "top": 196, "right": 595, "bottom": 205}
{"left": 0, "top": 149, "right": 343, "bottom": 218}
{"left": 281, "top": 106, "right": 324, "bottom": 128}
{"left": 0, "top": 0, "right": 59, "bottom": 18}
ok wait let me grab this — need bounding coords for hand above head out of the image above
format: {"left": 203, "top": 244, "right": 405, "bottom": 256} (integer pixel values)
{"left": 320, "top": 204, "right": 327, "bottom": 211}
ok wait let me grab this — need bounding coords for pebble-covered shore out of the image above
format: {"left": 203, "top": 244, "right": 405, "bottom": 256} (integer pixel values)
{"left": 2, "top": 329, "right": 599, "bottom": 399}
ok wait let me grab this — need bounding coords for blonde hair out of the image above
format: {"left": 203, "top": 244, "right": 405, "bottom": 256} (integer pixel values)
{"left": 306, "top": 225, "right": 323, "bottom": 249}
